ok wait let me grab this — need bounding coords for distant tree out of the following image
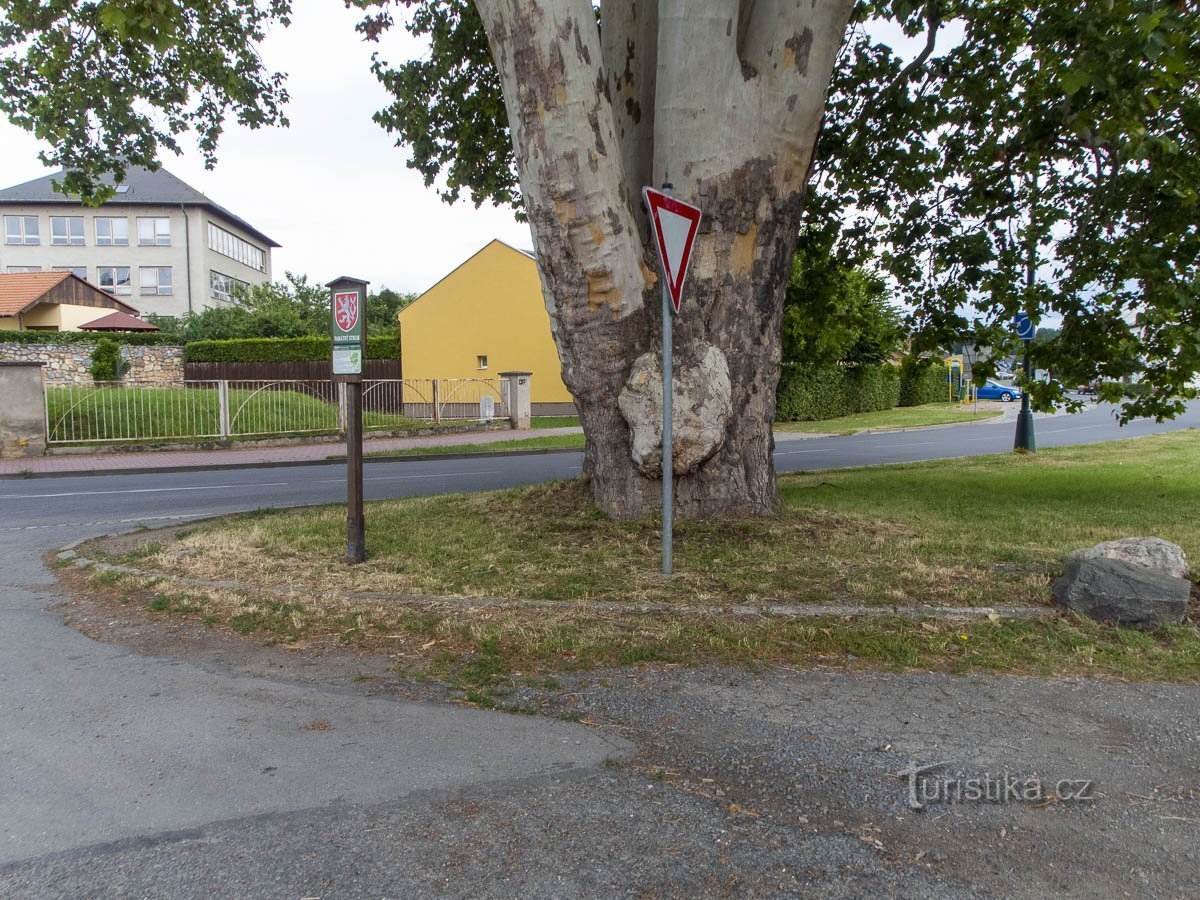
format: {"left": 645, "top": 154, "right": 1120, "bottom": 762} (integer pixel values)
{"left": 149, "top": 273, "right": 328, "bottom": 341}
{"left": 366, "top": 287, "right": 416, "bottom": 335}
{"left": 1032, "top": 327, "right": 1061, "bottom": 347}
{"left": 782, "top": 228, "right": 904, "bottom": 368}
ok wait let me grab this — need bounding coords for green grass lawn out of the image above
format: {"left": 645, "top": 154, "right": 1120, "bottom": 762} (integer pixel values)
{"left": 367, "top": 433, "right": 585, "bottom": 458}
{"left": 45, "top": 385, "right": 425, "bottom": 443}
{"left": 776, "top": 402, "right": 1003, "bottom": 435}
{"left": 530, "top": 415, "right": 581, "bottom": 429}
{"left": 106, "top": 430, "right": 1200, "bottom": 690}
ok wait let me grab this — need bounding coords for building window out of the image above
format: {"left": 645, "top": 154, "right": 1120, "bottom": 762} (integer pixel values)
{"left": 98, "top": 266, "right": 132, "bottom": 296}
{"left": 4, "top": 215, "right": 39, "bottom": 245}
{"left": 95, "top": 217, "right": 129, "bottom": 246}
{"left": 139, "top": 266, "right": 173, "bottom": 296}
{"left": 210, "top": 270, "right": 248, "bottom": 303}
{"left": 53, "top": 266, "right": 87, "bottom": 279}
{"left": 207, "top": 222, "right": 265, "bottom": 272}
{"left": 6, "top": 265, "right": 42, "bottom": 273}
{"left": 137, "top": 217, "right": 171, "bottom": 246}
{"left": 50, "top": 216, "right": 85, "bottom": 246}
{"left": 477, "top": 355, "right": 488, "bottom": 370}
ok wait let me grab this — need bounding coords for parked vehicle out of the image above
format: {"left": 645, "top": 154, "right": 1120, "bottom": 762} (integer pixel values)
{"left": 977, "top": 380, "right": 1022, "bottom": 402}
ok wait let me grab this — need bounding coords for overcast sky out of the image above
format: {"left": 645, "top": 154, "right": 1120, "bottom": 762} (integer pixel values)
{"left": 0, "top": 0, "right": 532, "bottom": 296}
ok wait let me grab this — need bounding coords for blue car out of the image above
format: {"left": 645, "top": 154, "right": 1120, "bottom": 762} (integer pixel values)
{"left": 977, "top": 380, "right": 1022, "bottom": 402}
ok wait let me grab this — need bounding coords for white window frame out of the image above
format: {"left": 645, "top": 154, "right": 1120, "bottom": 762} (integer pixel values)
{"left": 6, "top": 266, "right": 42, "bottom": 273}
{"left": 4, "top": 215, "right": 39, "bottom": 245}
{"left": 207, "top": 222, "right": 265, "bottom": 272}
{"left": 477, "top": 355, "right": 489, "bottom": 370}
{"left": 95, "top": 217, "right": 129, "bottom": 246}
{"left": 139, "top": 266, "right": 173, "bottom": 296}
{"left": 50, "top": 216, "right": 85, "bottom": 246}
{"left": 52, "top": 266, "right": 87, "bottom": 280}
{"left": 137, "top": 217, "right": 171, "bottom": 247}
{"left": 210, "top": 270, "right": 248, "bottom": 303}
{"left": 98, "top": 266, "right": 132, "bottom": 296}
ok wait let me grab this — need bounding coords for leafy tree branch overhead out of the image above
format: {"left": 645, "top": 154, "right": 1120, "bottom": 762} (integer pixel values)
{"left": 2, "top": 0, "right": 1196, "bottom": 519}
{"left": 0, "top": 0, "right": 293, "bottom": 202}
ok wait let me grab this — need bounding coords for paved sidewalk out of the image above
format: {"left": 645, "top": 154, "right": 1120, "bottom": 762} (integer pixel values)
{"left": 0, "top": 427, "right": 583, "bottom": 477}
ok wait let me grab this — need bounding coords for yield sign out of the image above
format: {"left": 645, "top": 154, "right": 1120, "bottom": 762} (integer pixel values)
{"left": 643, "top": 186, "right": 702, "bottom": 314}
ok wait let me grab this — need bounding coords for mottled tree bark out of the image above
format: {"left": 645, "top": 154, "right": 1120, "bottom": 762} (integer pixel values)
{"left": 476, "top": 0, "right": 854, "bottom": 519}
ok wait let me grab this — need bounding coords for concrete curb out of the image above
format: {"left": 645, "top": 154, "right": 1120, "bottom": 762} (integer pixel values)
{"left": 66, "top": 543, "right": 1054, "bottom": 622}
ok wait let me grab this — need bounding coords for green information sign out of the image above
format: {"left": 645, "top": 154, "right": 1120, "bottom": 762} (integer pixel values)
{"left": 328, "top": 277, "right": 367, "bottom": 377}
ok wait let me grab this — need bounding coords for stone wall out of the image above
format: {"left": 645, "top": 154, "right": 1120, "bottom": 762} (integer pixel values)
{"left": 0, "top": 343, "right": 185, "bottom": 385}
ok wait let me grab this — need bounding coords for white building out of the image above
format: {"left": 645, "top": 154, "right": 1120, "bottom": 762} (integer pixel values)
{"left": 0, "top": 167, "right": 279, "bottom": 321}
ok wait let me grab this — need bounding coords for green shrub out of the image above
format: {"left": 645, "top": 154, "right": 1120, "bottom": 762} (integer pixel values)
{"left": 899, "top": 358, "right": 948, "bottom": 407}
{"left": 777, "top": 364, "right": 900, "bottom": 421}
{"left": 183, "top": 333, "right": 399, "bottom": 363}
{"left": 0, "top": 330, "right": 174, "bottom": 347}
{"left": 89, "top": 337, "right": 127, "bottom": 382}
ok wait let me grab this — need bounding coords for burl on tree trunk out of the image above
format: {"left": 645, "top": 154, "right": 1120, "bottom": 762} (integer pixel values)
{"left": 477, "top": 0, "right": 854, "bottom": 519}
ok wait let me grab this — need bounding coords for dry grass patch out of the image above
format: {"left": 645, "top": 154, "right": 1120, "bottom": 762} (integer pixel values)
{"left": 134, "top": 431, "right": 1200, "bottom": 611}
{"left": 101, "top": 574, "right": 1200, "bottom": 702}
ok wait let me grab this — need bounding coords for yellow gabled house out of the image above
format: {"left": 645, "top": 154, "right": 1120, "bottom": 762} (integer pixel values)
{"left": 397, "top": 240, "right": 575, "bottom": 415}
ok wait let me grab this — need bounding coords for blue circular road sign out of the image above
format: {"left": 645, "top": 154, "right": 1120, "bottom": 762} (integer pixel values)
{"left": 1014, "top": 313, "right": 1035, "bottom": 342}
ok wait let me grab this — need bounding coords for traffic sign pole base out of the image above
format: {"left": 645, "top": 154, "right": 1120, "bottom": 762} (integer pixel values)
{"left": 1014, "top": 409, "right": 1036, "bottom": 453}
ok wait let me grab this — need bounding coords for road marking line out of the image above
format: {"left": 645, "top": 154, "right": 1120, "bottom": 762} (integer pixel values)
{"left": 1038, "top": 424, "right": 1110, "bottom": 435}
{"left": 0, "top": 482, "right": 288, "bottom": 500}
{"left": 316, "top": 469, "right": 502, "bottom": 484}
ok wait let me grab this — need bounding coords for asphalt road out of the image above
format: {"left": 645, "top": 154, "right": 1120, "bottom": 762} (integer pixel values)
{"left": 0, "top": 402, "right": 1195, "bottom": 897}
{"left": 3, "top": 402, "right": 1196, "bottom": 536}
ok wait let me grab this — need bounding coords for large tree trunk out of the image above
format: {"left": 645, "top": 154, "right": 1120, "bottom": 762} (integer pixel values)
{"left": 476, "top": 0, "right": 853, "bottom": 519}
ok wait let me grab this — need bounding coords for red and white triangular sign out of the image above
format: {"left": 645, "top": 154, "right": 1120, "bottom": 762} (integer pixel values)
{"left": 643, "top": 186, "right": 702, "bottom": 314}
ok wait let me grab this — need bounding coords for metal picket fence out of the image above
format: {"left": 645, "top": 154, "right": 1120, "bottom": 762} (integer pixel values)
{"left": 44, "top": 377, "right": 508, "bottom": 445}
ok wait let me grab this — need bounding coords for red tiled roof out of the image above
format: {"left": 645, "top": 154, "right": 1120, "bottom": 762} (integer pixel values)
{"left": 0, "top": 272, "right": 71, "bottom": 316}
{"left": 79, "top": 311, "right": 159, "bottom": 331}
{"left": 0, "top": 272, "right": 138, "bottom": 318}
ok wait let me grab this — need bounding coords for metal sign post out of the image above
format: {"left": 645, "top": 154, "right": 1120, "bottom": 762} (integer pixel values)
{"left": 662, "top": 234, "right": 674, "bottom": 575}
{"left": 328, "top": 275, "right": 370, "bottom": 563}
{"left": 643, "top": 183, "right": 702, "bottom": 576}
{"left": 1013, "top": 313, "right": 1037, "bottom": 453}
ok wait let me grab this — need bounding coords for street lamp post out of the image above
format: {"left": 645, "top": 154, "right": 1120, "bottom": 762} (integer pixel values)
{"left": 1013, "top": 314, "right": 1036, "bottom": 452}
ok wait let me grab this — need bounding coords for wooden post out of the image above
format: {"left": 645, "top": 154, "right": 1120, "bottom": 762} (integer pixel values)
{"left": 344, "top": 378, "right": 365, "bottom": 563}
{"left": 327, "top": 275, "right": 370, "bottom": 564}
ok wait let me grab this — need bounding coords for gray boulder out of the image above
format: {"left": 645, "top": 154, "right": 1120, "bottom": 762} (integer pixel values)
{"left": 1068, "top": 536, "right": 1190, "bottom": 580}
{"left": 1052, "top": 557, "right": 1190, "bottom": 628}
{"left": 618, "top": 342, "right": 732, "bottom": 477}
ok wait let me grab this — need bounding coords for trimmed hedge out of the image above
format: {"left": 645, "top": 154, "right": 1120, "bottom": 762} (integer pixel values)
{"left": 184, "top": 334, "right": 399, "bottom": 363}
{"left": 0, "top": 330, "right": 175, "bottom": 347}
{"left": 898, "top": 358, "right": 948, "bottom": 407}
{"left": 776, "top": 364, "right": 901, "bottom": 422}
